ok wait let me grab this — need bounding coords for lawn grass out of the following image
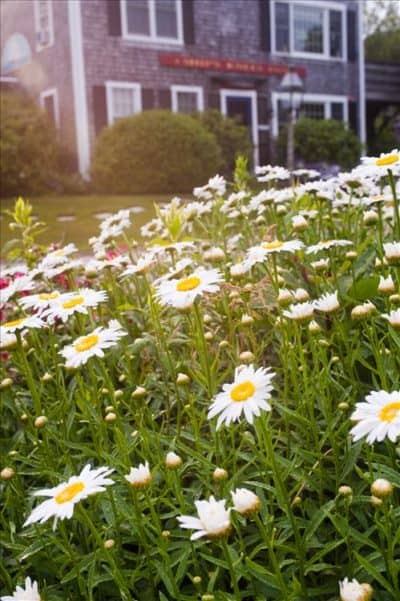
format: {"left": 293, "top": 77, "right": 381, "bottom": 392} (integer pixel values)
{"left": 0, "top": 194, "right": 173, "bottom": 257}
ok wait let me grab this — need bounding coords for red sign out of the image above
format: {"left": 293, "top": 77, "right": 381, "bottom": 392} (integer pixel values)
{"left": 159, "top": 53, "right": 306, "bottom": 77}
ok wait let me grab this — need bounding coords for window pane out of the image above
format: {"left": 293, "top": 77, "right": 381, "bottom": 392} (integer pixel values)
{"left": 126, "top": 0, "right": 150, "bottom": 36}
{"left": 329, "top": 10, "right": 342, "bottom": 57}
{"left": 275, "top": 2, "right": 289, "bottom": 52}
{"left": 112, "top": 88, "right": 136, "bottom": 120}
{"left": 331, "top": 102, "right": 344, "bottom": 121}
{"left": 155, "top": 0, "right": 178, "bottom": 39}
{"left": 293, "top": 5, "right": 323, "bottom": 54}
{"left": 301, "top": 102, "right": 325, "bottom": 120}
{"left": 176, "top": 91, "right": 198, "bottom": 113}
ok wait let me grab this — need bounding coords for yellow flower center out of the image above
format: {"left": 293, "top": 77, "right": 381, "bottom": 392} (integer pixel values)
{"left": 3, "top": 318, "right": 25, "bottom": 328}
{"left": 176, "top": 276, "right": 201, "bottom": 292}
{"left": 230, "top": 381, "right": 256, "bottom": 402}
{"left": 55, "top": 481, "right": 85, "bottom": 504}
{"left": 74, "top": 334, "right": 99, "bottom": 353}
{"left": 262, "top": 240, "right": 283, "bottom": 250}
{"left": 375, "top": 154, "right": 399, "bottom": 167}
{"left": 39, "top": 292, "right": 59, "bottom": 301}
{"left": 62, "top": 296, "right": 84, "bottom": 309}
{"left": 379, "top": 401, "right": 400, "bottom": 423}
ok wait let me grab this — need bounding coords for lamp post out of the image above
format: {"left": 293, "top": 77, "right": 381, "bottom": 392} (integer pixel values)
{"left": 279, "top": 67, "right": 304, "bottom": 173}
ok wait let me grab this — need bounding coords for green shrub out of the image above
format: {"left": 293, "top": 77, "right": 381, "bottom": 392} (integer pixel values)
{"left": 278, "top": 118, "right": 362, "bottom": 169}
{"left": 91, "top": 110, "right": 223, "bottom": 194}
{"left": 0, "top": 92, "right": 62, "bottom": 197}
{"left": 193, "top": 109, "right": 253, "bottom": 177}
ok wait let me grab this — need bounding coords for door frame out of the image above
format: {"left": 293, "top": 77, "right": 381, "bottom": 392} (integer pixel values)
{"left": 220, "top": 88, "right": 259, "bottom": 167}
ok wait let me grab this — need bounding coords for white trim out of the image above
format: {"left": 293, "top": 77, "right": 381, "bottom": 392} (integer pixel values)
{"left": 34, "top": 0, "right": 54, "bottom": 51}
{"left": 357, "top": 0, "right": 366, "bottom": 149}
{"left": 0, "top": 76, "right": 18, "bottom": 82}
{"left": 171, "top": 85, "right": 204, "bottom": 113}
{"left": 105, "top": 81, "right": 142, "bottom": 125}
{"left": 220, "top": 89, "right": 259, "bottom": 167}
{"left": 40, "top": 87, "right": 60, "bottom": 128}
{"left": 271, "top": 0, "right": 346, "bottom": 62}
{"left": 68, "top": 0, "right": 90, "bottom": 178}
{"left": 271, "top": 92, "right": 348, "bottom": 137}
{"left": 120, "top": 0, "right": 183, "bottom": 45}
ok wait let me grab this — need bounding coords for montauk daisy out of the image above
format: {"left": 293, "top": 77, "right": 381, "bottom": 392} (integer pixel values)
{"left": 313, "top": 291, "right": 340, "bottom": 313}
{"left": 378, "top": 274, "right": 396, "bottom": 294}
{"left": 0, "top": 315, "right": 45, "bottom": 335}
{"left": 350, "top": 390, "right": 400, "bottom": 443}
{"left": 177, "top": 496, "right": 231, "bottom": 540}
{"left": 23, "top": 464, "right": 114, "bottom": 530}
{"left": 0, "top": 275, "right": 36, "bottom": 307}
{"left": 283, "top": 302, "right": 314, "bottom": 321}
{"left": 382, "top": 309, "right": 400, "bottom": 328}
{"left": 339, "top": 577, "right": 373, "bottom": 601}
{"left": 207, "top": 364, "right": 275, "bottom": 429}
{"left": 124, "top": 462, "right": 152, "bottom": 488}
{"left": 361, "top": 148, "right": 399, "bottom": 171}
{"left": 305, "top": 239, "right": 352, "bottom": 254}
{"left": 155, "top": 268, "right": 223, "bottom": 310}
{"left": 39, "top": 243, "right": 78, "bottom": 268}
{"left": 231, "top": 488, "right": 260, "bottom": 515}
{"left": 246, "top": 239, "right": 304, "bottom": 267}
{"left": 383, "top": 241, "right": 400, "bottom": 263}
{"left": 42, "top": 288, "right": 108, "bottom": 323}
{"left": 19, "top": 290, "right": 62, "bottom": 313}
{"left": 1, "top": 577, "right": 41, "bottom": 601}
{"left": 59, "top": 320, "right": 126, "bottom": 368}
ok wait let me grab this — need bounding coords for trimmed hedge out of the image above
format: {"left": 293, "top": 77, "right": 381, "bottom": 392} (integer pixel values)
{"left": 0, "top": 92, "right": 62, "bottom": 197}
{"left": 91, "top": 110, "right": 223, "bottom": 194}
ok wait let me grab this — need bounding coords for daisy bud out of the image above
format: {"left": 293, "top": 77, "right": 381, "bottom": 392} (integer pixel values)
{"left": 125, "top": 462, "right": 152, "bottom": 488}
{"left": 331, "top": 356, "right": 340, "bottom": 364}
{"left": 351, "top": 302, "right": 376, "bottom": 319}
{"left": 203, "top": 314, "right": 212, "bottom": 324}
{"left": 105, "top": 412, "right": 117, "bottom": 422}
{"left": 204, "top": 331, "right": 214, "bottom": 341}
{"left": 371, "top": 478, "right": 393, "bottom": 499}
{"left": 202, "top": 595, "right": 215, "bottom": 601}
{"left": 176, "top": 373, "right": 190, "bottom": 385}
{"left": 105, "top": 405, "right": 114, "bottom": 413}
{"left": 378, "top": 275, "right": 395, "bottom": 294}
{"left": 114, "top": 389, "right": 123, "bottom": 399}
{"left": 219, "top": 340, "right": 229, "bottom": 348}
{"left": 34, "top": 415, "right": 48, "bottom": 428}
{"left": 102, "top": 388, "right": 109, "bottom": 395}
{"left": 41, "top": 372, "right": 53, "bottom": 382}
{"left": 277, "top": 288, "right": 293, "bottom": 305}
{"left": 213, "top": 467, "right": 228, "bottom": 482}
{"left": 193, "top": 576, "right": 202, "bottom": 585}
{"left": 0, "top": 378, "right": 13, "bottom": 388}
{"left": 276, "top": 205, "right": 286, "bottom": 215}
{"left": 239, "top": 351, "right": 254, "bottom": 363}
{"left": 21, "top": 413, "right": 28, "bottom": 421}
{"left": 161, "top": 530, "right": 171, "bottom": 538}
{"left": 294, "top": 288, "right": 310, "bottom": 302}
{"left": 165, "top": 451, "right": 182, "bottom": 469}
{"left": 338, "top": 402, "right": 349, "bottom": 410}
{"left": 203, "top": 247, "right": 225, "bottom": 263}
{"left": 311, "top": 258, "right": 329, "bottom": 271}
{"left": 292, "top": 215, "right": 308, "bottom": 231}
{"left": 345, "top": 251, "right": 357, "bottom": 260}
{"left": 118, "top": 374, "right": 127, "bottom": 383}
{"left": 255, "top": 215, "right": 265, "bottom": 225}
{"left": 370, "top": 495, "right": 383, "bottom": 507}
{"left": 363, "top": 209, "right": 378, "bottom": 225}
{"left": 131, "top": 386, "right": 146, "bottom": 398}
{"left": 231, "top": 488, "right": 260, "bottom": 515}
{"left": 292, "top": 495, "right": 302, "bottom": 506}
{"left": 241, "top": 314, "right": 254, "bottom": 325}
{"left": 338, "top": 485, "right": 353, "bottom": 496}
{"left": 1, "top": 467, "right": 15, "bottom": 480}
{"left": 104, "top": 539, "right": 115, "bottom": 549}
{"left": 318, "top": 339, "right": 329, "bottom": 347}
{"left": 339, "top": 578, "right": 373, "bottom": 601}
{"left": 389, "top": 293, "right": 400, "bottom": 303}
{"left": 244, "top": 283, "right": 253, "bottom": 291}
{"left": 308, "top": 320, "right": 321, "bottom": 333}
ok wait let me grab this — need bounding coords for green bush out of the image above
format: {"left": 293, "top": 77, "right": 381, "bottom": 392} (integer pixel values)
{"left": 192, "top": 109, "right": 253, "bottom": 177}
{"left": 0, "top": 92, "right": 62, "bottom": 197}
{"left": 91, "top": 110, "right": 223, "bottom": 194}
{"left": 278, "top": 118, "right": 362, "bottom": 169}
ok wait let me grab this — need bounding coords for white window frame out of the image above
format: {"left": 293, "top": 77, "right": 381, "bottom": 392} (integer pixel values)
{"left": 40, "top": 87, "right": 60, "bottom": 128}
{"left": 105, "top": 81, "right": 142, "bottom": 126}
{"left": 220, "top": 89, "right": 259, "bottom": 167}
{"left": 121, "top": 0, "right": 183, "bottom": 45}
{"left": 271, "top": 92, "right": 348, "bottom": 137}
{"left": 171, "top": 85, "right": 204, "bottom": 113}
{"left": 271, "top": 0, "right": 347, "bottom": 62}
{"left": 34, "top": 0, "right": 55, "bottom": 51}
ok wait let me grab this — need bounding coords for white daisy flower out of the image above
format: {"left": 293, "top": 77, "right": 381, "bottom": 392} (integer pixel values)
{"left": 230, "top": 261, "right": 251, "bottom": 278}
{"left": 207, "top": 174, "right": 227, "bottom": 195}
{"left": 1, "top": 576, "right": 41, "bottom": 601}
{"left": 121, "top": 253, "right": 157, "bottom": 277}
{"left": 339, "top": 577, "right": 373, "bottom": 601}
{"left": 40, "top": 259, "right": 83, "bottom": 279}
{"left": 313, "top": 291, "right": 340, "bottom": 313}
{"left": 39, "top": 243, "right": 78, "bottom": 269}
{"left": 361, "top": 148, "right": 399, "bottom": 171}
{"left": 350, "top": 390, "right": 400, "bottom": 444}
{"left": 177, "top": 496, "right": 231, "bottom": 540}
{"left": 378, "top": 274, "right": 395, "bottom": 294}
{"left": 23, "top": 464, "right": 114, "bottom": 530}
{"left": 155, "top": 268, "right": 223, "bottom": 310}
{"left": 231, "top": 488, "right": 260, "bottom": 515}
{"left": 0, "top": 275, "right": 36, "bottom": 307}
{"left": 99, "top": 209, "right": 131, "bottom": 240}
{"left": 0, "top": 330, "right": 19, "bottom": 350}
{"left": 59, "top": 320, "right": 127, "bottom": 368}
{"left": 19, "top": 290, "right": 62, "bottom": 313}
{"left": 207, "top": 364, "right": 275, "bottom": 429}
{"left": 124, "top": 461, "right": 152, "bottom": 488}
{"left": 383, "top": 241, "right": 400, "bottom": 263}
{"left": 42, "top": 288, "right": 108, "bottom": 323}
{"left": 283, "top": 302, "right": 314, "bottom": 321}
{"left": 246, "top": 239, "right": 304, "bottom": 267}
{"left": 0, "top": 315, "right": 45, "bottom": 335}
{"left": 382, "top": 309, "right": 400, "bottom": 328}
{"left": 305, "top": 239, "right": 352, "bottom": 255}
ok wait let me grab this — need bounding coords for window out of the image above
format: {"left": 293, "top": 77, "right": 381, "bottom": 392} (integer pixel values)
{"left": 272, "top": 93, "right": 348, "bottom": 137}
{"left": 34, "top": 0, "right": 54, "bottom": 51}
{"left": 121, "top": 0, "right": 183, "bottom": 44}
{"left": 272, "top": 1, "right": 345, "bottom": 60}
{"left": 171, "top": 86, "right": 204, "bottom": 113}
{"left": 40, "top": 88, "right": 59, "bottom": 128}
{"left": 105, "top": 82, "right": 142, "bottom": 125}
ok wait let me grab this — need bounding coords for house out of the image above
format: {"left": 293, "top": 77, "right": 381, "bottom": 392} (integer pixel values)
{"left": 0, "top": 0, "right": 365, "bottom": 176}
